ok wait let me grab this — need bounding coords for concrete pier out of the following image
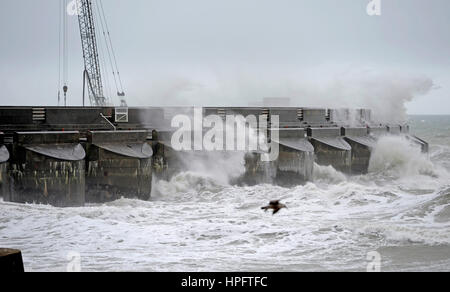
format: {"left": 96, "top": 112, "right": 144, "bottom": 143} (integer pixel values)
{"left": 369, "top": 125, "right": 389, "bottom": 137}
{"left": 0, "top": 132, "right": 10, "bottom": 199}
{"left": 272, "top": 128, "right": 314, "bottom": 184}
{"left": 7, "top": 131, "right": 86, "bottom": 207}
{"left": 0, "top": 106, "right": 429, "bottom": 205}
{"left": 86, "top": 130, "right": 153, "bottom": 202}
{"left": 241, "top": 152, "right": 276, "bottom": 185}
{"left": 308, "top": 127, "right": 352, "bottom": 173}
{"left": 151, "top": 130, "right": 184, "bottom": 180}
{"left": 342, "top": 127, "right": 376, "bottom": 174}
{"left": 409, "top": 135, "right": 429, "bottom": 153}
{"left": 387, "top": 125, "right": 402, "bottom": 135}
{"left": 400, "top": 125, "right": 429, "bottom": 153}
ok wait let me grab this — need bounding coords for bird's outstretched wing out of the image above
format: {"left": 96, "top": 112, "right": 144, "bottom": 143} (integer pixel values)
{"left": 272, "top": 208, "right": 280, "bottom": 215}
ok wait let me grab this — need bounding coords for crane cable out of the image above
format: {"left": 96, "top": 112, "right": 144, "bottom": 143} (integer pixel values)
{"left": 94, "top": 1, "right": 120, "bottom": 98}
{"left": 96, "top": 0, "right": 120, "bottom": 95}
{"left": 62, "top": 0, "right": 69, "bottom": 106}
{"left": 92, "top": 1, "right": 113, "bottom": 103}
{"left": 97, "top": 0, "right": 125, "bottom": 96}
{"left": 57, "top": 0, "right": 69, "bottom": 107}
{"left": 57, "top": 0, "right": 62, "bottom": 106}
{"left": 56, "top": 0, "right": 124, "bottom": 106}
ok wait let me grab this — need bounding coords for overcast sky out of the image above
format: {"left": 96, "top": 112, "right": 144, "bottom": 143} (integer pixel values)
{"left": 0, "top": 0, "right": 449, "bottom": 114}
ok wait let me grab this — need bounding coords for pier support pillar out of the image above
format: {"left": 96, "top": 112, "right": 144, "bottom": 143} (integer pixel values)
{"left": 242, "top": 152, "right": 276, "bottom": 185}
{"left": 400, "top": 125, "right": 429, "bottom": 153}
{"left": 86, "top": 130, "right": 153, "bottom": 202}
{"left": 8, "top": 131, "right": 86, "bottom": 207}
{"left": 0, "top": 150, "right": 10, "bottom": 201}
{"left": 272, "top": 128, "right": 314, "bottom": 185}
{"left": 0, "top": 132, "right": 10, "bottom": 200}
{"left": 342, "top": 127, "right": 375, "bottom": 174}
{"left": 308, "top": 127, "right": 352, "bottom": 173}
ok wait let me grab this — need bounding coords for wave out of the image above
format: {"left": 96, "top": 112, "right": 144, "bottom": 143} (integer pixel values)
{"left": 357, "top": 222, "right": 450, "bottom": 246}
{"left": 368, "top": 135, "right": 448, "bottom": 179}
{"left": 152, "top": 171, "right": 226, "bottom": 199}
{"left": 312, "top": 163, "right": 347, "bottom": 184}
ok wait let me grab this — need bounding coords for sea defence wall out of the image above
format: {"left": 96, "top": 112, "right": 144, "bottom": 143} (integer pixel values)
{"left": 85, "top": 130, "right": 153, "bottom": 202}
{"left": 342, "top": 127, "right": 375, "bottom": 174}
{"left": 7, "top": 131, "right": 85, "bottom": 207}
{"left": 0, "top": 106, "right": 428, "bottom": 206}
{"left": 0, "top": 132, "right": 10, "bottom": 199}
{"left": 307, "top": 127, "right": 352, "bottom": 173}
{"left": 271, "top": 128, "right": 314, "bottom": 185}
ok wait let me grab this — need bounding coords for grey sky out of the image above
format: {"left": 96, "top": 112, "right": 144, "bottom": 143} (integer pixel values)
{"left": 0, "top": 0, "right": 449, "bottom": 114}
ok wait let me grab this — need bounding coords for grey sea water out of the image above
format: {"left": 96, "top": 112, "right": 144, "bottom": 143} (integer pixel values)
{"left": 0, "top": 115, "right": 449, "bottom": 272}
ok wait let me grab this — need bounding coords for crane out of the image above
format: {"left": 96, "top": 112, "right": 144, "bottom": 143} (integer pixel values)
{"left": 77, "top": 0, "right": 107, "bottom": 106}
{"left": 59, "top": 0, "right": 126, "bottom": 107}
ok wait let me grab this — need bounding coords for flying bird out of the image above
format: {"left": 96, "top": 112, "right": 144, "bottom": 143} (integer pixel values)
{"left": 261, "top": 200, "right": 287, "bottom": 215}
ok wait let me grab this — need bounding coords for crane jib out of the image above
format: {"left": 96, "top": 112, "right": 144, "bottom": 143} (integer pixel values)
{"left": 77, "top": 0, "right": 107, "bottom": 106}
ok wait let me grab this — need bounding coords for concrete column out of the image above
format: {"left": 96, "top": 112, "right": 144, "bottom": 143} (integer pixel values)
{"left": 8, "top": 131, "right": 86, "bottom": 207}
{"left": 0, "top": 132, "right": 10, "bottom": 200}
{"left": 308, "top": 127, "right": 352, "bottom": 173}
{"left": 86, "top": 130, "right": 153, "bottom": 202}
{"left": 0, "top": 248, "right": 24, "bottom": 272}
{"left": 342, "top": 127, "right": 375, "bottom": 174}
{"left": 272, "top": 128, "right": 314, "bottom": 185}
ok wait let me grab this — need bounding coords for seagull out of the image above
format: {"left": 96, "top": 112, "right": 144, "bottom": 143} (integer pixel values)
{"left": 261, "top": 200, "right": 287, "bottom": 215}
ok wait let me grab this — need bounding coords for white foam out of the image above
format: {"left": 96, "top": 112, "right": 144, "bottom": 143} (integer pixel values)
{"left": 369, "top": 135, "right": 448, "bottom": 179}
{"left": 1, "top": 130, "right": 450, "bottom": 271}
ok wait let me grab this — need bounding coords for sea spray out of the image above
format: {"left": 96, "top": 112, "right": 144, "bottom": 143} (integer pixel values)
{"left": 369, "top": 135, "right": 440, "bottom": 178}
{"left": 312, "top": 163, "right": 347, "bottom": 184}
{"left": 133, "top": 68, "right": 434, "bottom": 125}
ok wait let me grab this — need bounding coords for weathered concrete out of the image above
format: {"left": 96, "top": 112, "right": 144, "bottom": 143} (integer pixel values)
{"left": 0, "top": 132, "right": 10, "bottom": 199}
{"left": 399, "top": 125, "right": 429, "bottom": 153}
{"left": 330, "top": 109, "right": 373, "bottom": 126}
{"left": 308, "top": 127, "right": 352, "bottom": 173}
{"left": 269, "top": 108, "right": 300, "bottom": 128}
{"left": 0, "top": 106, "right": 430, "bottom": 202}
{"left": 408, "top": 135, "right": 429, "bottom": 153}
{"left": 241, "top": 152, "right": 276, "bottom": 185}
{"left": 387, "top": 125, "right": 401, "bottom": 135}
{"left": 400, "top": 125, "right": 410, "bottom": 134}
{"left": 0, "top": 161, "right": 8, "bottom": 200}
{"left": 86, "top": 130, "right": 153, "bottom": 202}
{"left": 152, "top": 130, "right": 182, "bottom": 180}
{"left": 0, "top": 248, "right": 24, "bottom": 272}
{"left": 299, "top": 108, "right": 329, "bottom": 126}
{"left": 272, "top": 128, "right": 314, "bottom": 184}
{"left": 0, "top": 107, "right": 117, "bottom": 132}
{"left": 204, "top": 107, "right": 267, "bottom": 120}
{"left": 8, "top": 131, "right": 85, "bottom": 207}
{"left": 0, "top": 147, "right": 10, "bottom": 200}
{"left": 342, "top": 127, "right": 375, "bottom": 174}
{"left": 151, "top": 139, "right": 169, "bottom": 180}
{"left": 369, "top": 125, "right": 389, "bottom": 137}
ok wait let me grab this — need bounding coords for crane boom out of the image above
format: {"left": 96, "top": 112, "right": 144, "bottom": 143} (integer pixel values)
{"left": 77, "top": 0, "right": 107, "bottom": 106}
